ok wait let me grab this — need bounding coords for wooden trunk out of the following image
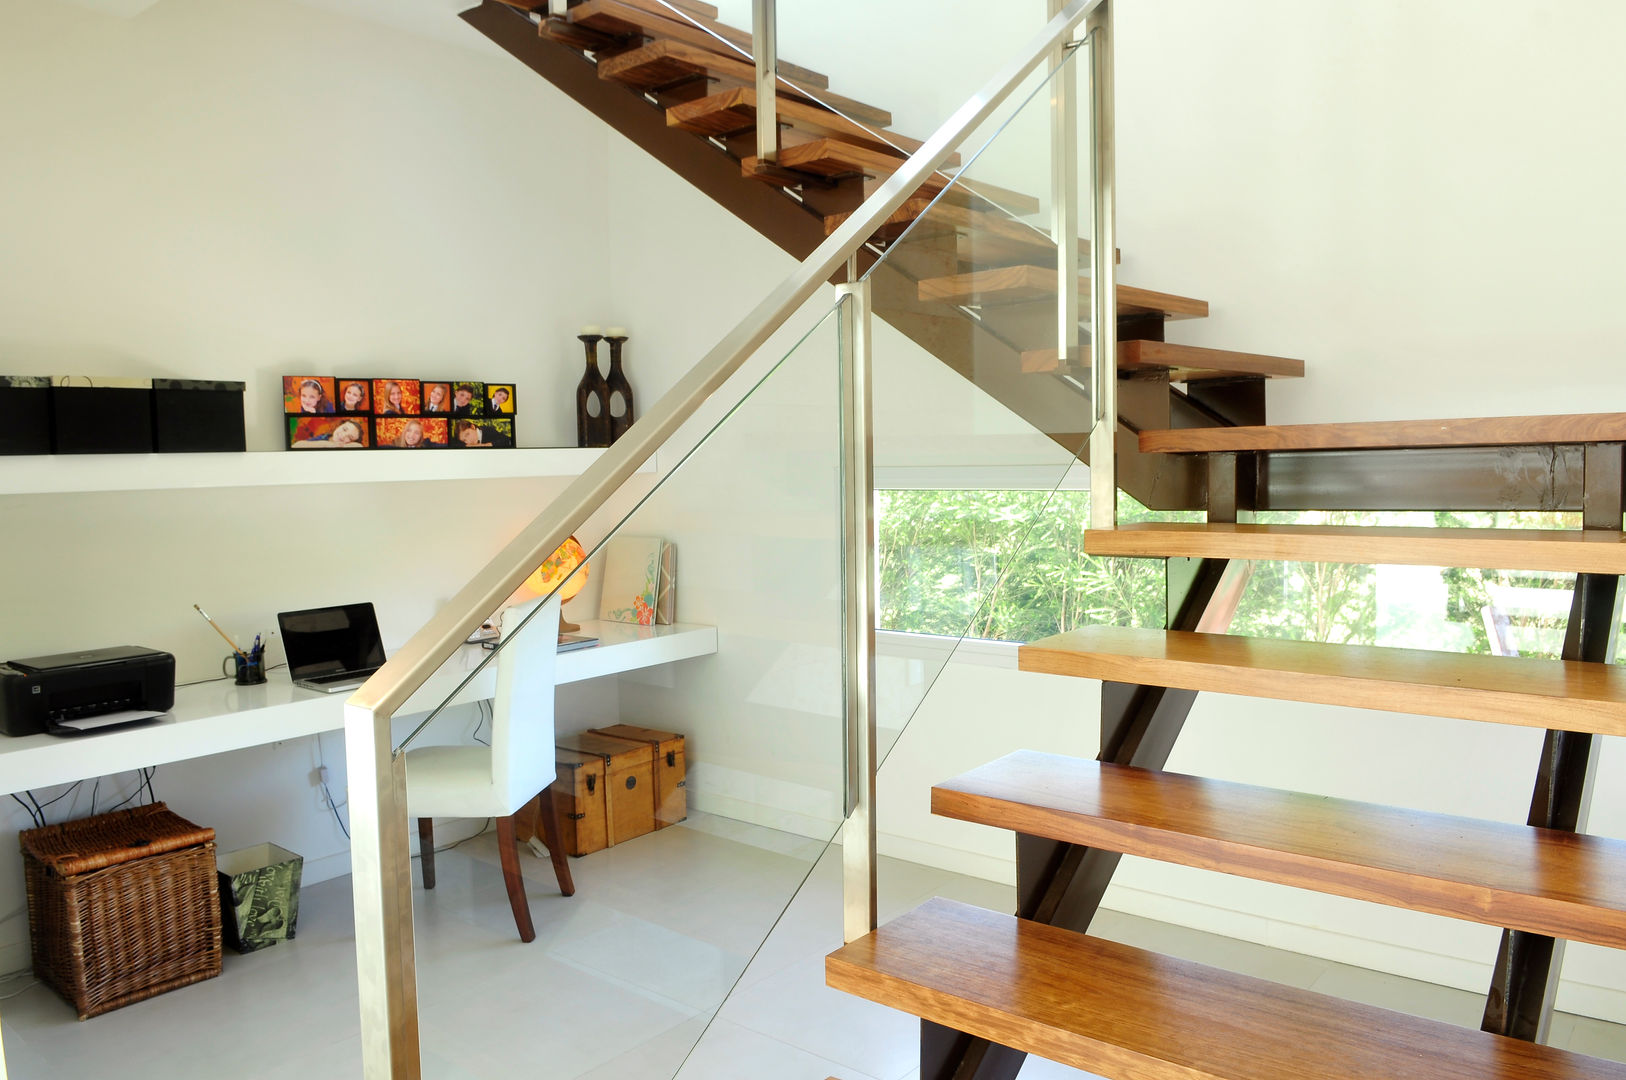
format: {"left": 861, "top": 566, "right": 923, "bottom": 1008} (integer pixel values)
{"left": 550, "top": 747, "right": 608, "bottom": 857}
{"left": 555, "top": 732, "right": 656, "bottom": 847}
{"left": 590, "top": 724, "right": 686, "bottom": 829}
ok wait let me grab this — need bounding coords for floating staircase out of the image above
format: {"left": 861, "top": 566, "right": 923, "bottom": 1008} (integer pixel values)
{"left": 461, "top": 5, "right": 1626, "bottom": 1078}
{"left": 831, "top": 418, "right": 1626, "bottom": 1080}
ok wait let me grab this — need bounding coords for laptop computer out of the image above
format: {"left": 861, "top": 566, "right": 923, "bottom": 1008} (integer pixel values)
{"left": 277, "top": 602, "right": 387, "bottom": 694}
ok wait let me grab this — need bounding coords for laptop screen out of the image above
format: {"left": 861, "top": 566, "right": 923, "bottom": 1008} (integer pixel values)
{"left": 277, "top": 603, "right": 386, "bottom": 680}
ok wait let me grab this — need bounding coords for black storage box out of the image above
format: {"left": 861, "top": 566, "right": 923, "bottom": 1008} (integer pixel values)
{"left": 0, "top": 377, "right": 53, "bottom": 456}
{"left": 50, "top": 377, "right": 154, "bottom": 454}
{"left": 153, "top": 379, "right": 246, "bottom": 453}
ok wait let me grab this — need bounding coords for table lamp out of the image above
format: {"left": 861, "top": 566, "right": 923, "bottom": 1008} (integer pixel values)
{"left": 511, "top": 536, "right": 589, "bottom": 637}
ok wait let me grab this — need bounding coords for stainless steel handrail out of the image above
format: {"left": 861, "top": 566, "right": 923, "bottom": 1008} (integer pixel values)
{"left": 347, "top": 0, "right": 1102, "bottom": 724}
{"left": 347, "top": 2, "right": 1103, "bottom": 1075}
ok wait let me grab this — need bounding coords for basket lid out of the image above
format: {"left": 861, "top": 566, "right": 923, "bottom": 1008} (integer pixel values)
{"left": 20, "top": 803, "right": 215, "bottom": 876}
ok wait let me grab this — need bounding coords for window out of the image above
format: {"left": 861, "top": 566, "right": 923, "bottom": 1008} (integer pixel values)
{"left": 877, "top": 490, "right": 1607, "bottom": 659}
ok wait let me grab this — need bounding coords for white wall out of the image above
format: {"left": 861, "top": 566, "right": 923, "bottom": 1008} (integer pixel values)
{"left": 0, "top": 0, "right": 612, "bottom": 450}
{"left": 0, "top": 0, "right": 646, "bottom": 975}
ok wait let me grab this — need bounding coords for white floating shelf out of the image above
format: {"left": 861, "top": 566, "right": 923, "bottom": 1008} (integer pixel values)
{"left": 0, "top": 447, "right": 653, "bottom": 496}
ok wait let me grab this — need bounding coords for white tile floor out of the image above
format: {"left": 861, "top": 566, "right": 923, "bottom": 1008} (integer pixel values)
{"left": 2, "top": 812, "right": 1623, "bottom": 1079}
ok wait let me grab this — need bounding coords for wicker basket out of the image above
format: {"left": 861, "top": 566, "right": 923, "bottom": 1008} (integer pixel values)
{"left": 21, "top": 802, "right": 222, "bottom": 1018}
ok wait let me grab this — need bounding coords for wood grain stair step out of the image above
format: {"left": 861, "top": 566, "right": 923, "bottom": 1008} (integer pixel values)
{"left": 1018, "top": 625, "right": 1626, "bottom": 736}
{"left": 821, "top": 185, "right": 1052, "bottom": 243}
{"left": 934, "top": 751, "right": 1626, "bottom": 948}
{"left": 502, "top": 0, "right": 719, "bottom": 13}
{"left": 1138, "top": 412, "right": 1626, "bottom": 454}
{"left": 599, "top": 40, "right": 892, "bottom": 127}
{"left": 917, "top": 265, "right": 1208, "bottom": 318}
{"left": 566, "top": 0, "right": 830, "bottom": 89}
{"left": 740, "top": 136, "right": 920, "bottom": 185}
{"left": 1085, "top": 521, "right": 1626, "bottom": 574}
{"left": 827, "top": 898, "right": 1626, "bottom": 1080}
{"left": 828, "top": 199, "right": 1121, "bottom": 269}
{"left": 1022, "top": 340, "right": 1305, "bottom": 379}
{"left": 667, "top": 87, "right": 928, "bottom": 157}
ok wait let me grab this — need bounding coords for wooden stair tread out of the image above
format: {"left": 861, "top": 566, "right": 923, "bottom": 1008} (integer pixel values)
{"left": 822, "top": 190, "right": 1056, "bottom": 243}
{"left": 935, "top": 751, "right": 1626, "bottom": 948}
{"left": 505, "top": 0, "right": 718, "bottom": 15}
{"left": 742, "top": 136, "right": 908, "bottom": 180}
{"left": 598, "top": 40, "right": 892, "bottom": 127}
{"left": 1022, "top": 340, "right": 1305, "bottom": 379}
{"left": 830, "top": 199, "right": 1121, "bottom": 269}
{"left": 1085, "top": 521, "right": 1626, "bottom": 574}
{"left": 917, "top": 265, "right": 1208, "bottom": 318}
{"left": 1019, "top": 625, "right": 1626, "bottom": 736}
{"left": 827, "top": 898, "right": 1626, "bottom": 1080}
{"left": 667, "top": 87, "right": 928, "bottom": 157}
{"left": 1139, "top": 412, "right": 1626, "bottom": 454}
{"left": 743, "top": 141, "right": 1008, "bottom": 211}
{"left": 566, "top": 0, "right": 830, "bottom": 89}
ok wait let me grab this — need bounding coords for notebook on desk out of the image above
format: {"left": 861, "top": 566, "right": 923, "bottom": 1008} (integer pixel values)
{"left": 277, "top": 602, "right": 387, "bottom": 694}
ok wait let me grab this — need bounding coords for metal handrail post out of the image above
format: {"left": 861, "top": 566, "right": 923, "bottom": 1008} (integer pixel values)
{"left": 1051, "top": 0, "right": 1081, "bottom": 376}
{"left": 753, "top": 0, "right": 779, "bottom": 164}
{"left": 1087, "top": 1, "right": 1117, "bottom": 528}
{"left": 837, "top": 263, "right": 878, "bottom": 943}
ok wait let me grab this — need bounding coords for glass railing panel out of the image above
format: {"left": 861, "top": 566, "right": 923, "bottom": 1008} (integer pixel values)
{"left": 368, "top": 305, "right": 848, "bottom": 1078}
{"left": 843, "top": 45, "right": 1113, "bottom": 1057}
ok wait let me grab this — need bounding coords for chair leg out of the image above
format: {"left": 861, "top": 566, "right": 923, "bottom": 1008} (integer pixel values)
{"left": 541, "top": 786, "right": 576, "bottom": 898}
{"left": 418, "top": 818, "right": 435, "bottom": 890}
{"left": 496, "top": 815, "right": 537, "bottom": 943}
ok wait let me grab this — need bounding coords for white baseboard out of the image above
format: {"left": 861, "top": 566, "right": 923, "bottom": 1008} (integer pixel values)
{"left": 878, "top": 830, "right": 1014, "bottom": 886}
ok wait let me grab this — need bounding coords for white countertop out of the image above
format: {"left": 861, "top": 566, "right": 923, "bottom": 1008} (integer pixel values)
{"left": 0, "top": 621, "right": 716, "bottom": 794}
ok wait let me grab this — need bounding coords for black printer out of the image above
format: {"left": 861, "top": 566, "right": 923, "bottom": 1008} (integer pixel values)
{"left": 0, "top": 646, "right": 175, "bottom": 736}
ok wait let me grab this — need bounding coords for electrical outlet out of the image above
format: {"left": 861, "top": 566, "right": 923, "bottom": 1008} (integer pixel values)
{"left": 310, "top": 766, "right": 326, "bottom": 787}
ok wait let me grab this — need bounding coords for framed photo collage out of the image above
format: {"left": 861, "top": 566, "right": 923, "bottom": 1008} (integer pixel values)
{"left": 282, "top": 378, "right": 517, "bottom": 450}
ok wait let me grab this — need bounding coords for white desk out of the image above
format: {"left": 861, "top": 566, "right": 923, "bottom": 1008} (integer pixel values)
{"left": 0, "top": 621, "right": 716, "bottom": 795}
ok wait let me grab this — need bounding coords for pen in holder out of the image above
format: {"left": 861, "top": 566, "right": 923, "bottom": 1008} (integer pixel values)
{"left": 229, "top": 648, "right": 267, "bottom": 686}
{"left": 198, "top": 605, "right": 267, "bottom": 685}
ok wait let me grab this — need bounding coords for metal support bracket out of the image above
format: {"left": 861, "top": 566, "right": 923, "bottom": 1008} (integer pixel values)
{"left": 1481, "top": 442, "right": 1624, "bottom": 1042}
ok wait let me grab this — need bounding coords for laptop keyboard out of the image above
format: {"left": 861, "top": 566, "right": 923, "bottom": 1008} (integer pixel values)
{"left": 305, "top": 668, "right": 377, "bottom": 685}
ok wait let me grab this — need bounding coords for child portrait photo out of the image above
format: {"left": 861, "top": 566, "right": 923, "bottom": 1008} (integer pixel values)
{"left": 487, "top": 384, "right": 516, "bottom": 415}
{"left": 283, "top": 376, "right": 336, "bottom": 415}
{"left": 422, "top": 382, "right": 453, "bottom": 414}
{"left": 372, "top": 379, "right": 421, "bottom": 416}
{"left": 336, "top": 379, "right": 372, "bottom": 414}
{"left": 375, "top": 417, "right": 447, "bottom": 449}
{"left": 288, "top": 416, "right": 369, "bottom": 449}
{"left": 453, "top": 418, "right": 513, "bottom": 448}
{"left": 450, "top": 382, "right": 484, "bottom": 418}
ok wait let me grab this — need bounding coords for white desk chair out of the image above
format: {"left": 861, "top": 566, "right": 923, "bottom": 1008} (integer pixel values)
{"left": 407, "top": 594, "right": 574, "bottom": 942}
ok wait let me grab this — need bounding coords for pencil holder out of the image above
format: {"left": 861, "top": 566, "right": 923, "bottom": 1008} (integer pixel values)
{"left": 227, "top": 653, "right": 266, "bottom": 686}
